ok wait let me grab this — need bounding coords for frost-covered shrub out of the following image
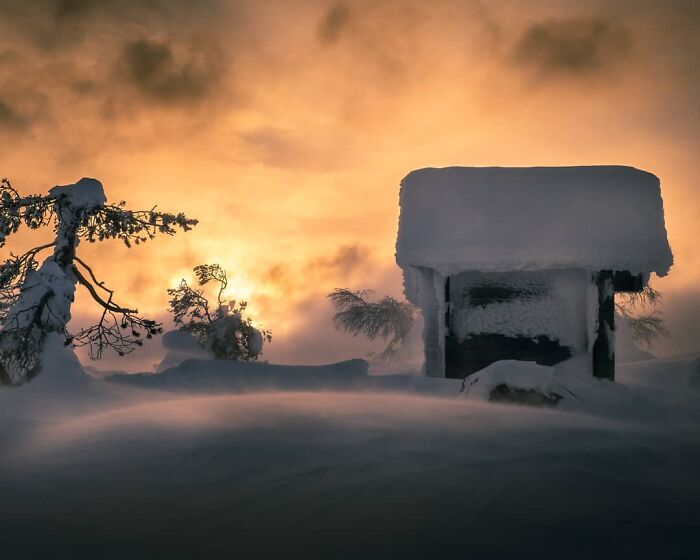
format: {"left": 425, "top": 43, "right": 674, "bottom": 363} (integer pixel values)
{"left": 0, "top": 177, "right": 197, "bottom": 386}
{"left": 167, "top": 264, "right": 271, "bottom": 361}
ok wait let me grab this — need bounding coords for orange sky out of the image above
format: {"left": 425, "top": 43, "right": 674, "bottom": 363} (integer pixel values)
{"left": 1, "top": 0, "right": 699, "bottom": 369}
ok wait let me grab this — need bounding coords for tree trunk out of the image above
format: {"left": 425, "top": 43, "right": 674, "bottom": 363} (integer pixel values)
{"left": 0, "top": 179, "right": 106, "bottom": 384}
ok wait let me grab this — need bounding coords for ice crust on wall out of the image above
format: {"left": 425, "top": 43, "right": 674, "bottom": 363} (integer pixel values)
{"left": 396, "top": 166, "right": 674, "bottom": 295}
{"left": 449, "top": 269, "right": 589, "bottom": 351}
{"left": 456, "top": 298, "right": 568, "bottom": 341}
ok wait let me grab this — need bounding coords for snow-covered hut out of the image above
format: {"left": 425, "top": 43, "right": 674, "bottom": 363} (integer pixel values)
{"left": 395, "top": 166, "right": 673, "bottom": 380}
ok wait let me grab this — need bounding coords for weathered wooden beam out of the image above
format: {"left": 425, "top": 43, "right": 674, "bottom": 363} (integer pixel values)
{"left": 613, "top": 270, "right": 644, "bottom": 293}
{"left": 444, "top": 276, "right": 451, "bottom": 332}
{"left": 419, "top": 268, "right": 445, "bottom": 377}
{"left": 445, "top": 333, "right": 571, "bottom": 379}
{"left": 592, "top": 270, "right": 615, "bottom": 381}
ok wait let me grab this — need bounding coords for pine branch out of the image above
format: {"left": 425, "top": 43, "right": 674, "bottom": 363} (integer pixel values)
{"left": 327, "top": 288, "right": 416, "bottom": 362}
{"left": 69, "top": 260, "right": 161, "bottom": 359}
{"left": 616, "top": 284, "right": 669, "bottom": 349}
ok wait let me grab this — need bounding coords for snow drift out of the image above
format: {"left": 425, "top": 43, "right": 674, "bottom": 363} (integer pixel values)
{"left": 1, "top": 352, "right": 699, "bottom": 558}
{"left": 111, "top": 357, "right": 370, "bottom": 392}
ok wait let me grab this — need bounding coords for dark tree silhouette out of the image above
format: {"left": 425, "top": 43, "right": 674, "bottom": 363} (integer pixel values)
{"left": 327, "top": 288, "right": 417, "bottom": 363}
{"left": 615, "top": 284, "right": 669, "bottom": 349}
{"left": 167, "top": 264, "right": 271, "bottom": 361}
{"left": 0, "top": 177, "right": 197, "bottom": 386}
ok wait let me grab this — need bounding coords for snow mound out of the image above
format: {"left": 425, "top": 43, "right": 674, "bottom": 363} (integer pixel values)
{"left": 396, "top": 166, "right": 673, "bottom": 284}
{"left": 110, "top": 358, "right": 370, "bottom": 392}
{"left": 118, "top": 354, "right": 464, "bottom": 397}
{"left": 26, "top": 333, "right": 90, "bottom": 389}
{"left": 691, "top": 357, "right": 700, "bottom": 390}
{"left": 459, "top": 357, "right": 675, "bottom": 417}
{"left": 156, "top": 330, "right": 210, "bottom": 373}
{"left": 0, "top": 334, "right": 96, "bottom": 417}
{"left": 616, "top": 354, "right": 699, "bottom": 392}
{"left": 461, "top": 360, "right": 561, "bottom": 404}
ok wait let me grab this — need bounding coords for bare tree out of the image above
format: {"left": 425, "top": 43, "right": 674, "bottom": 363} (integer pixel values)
{"left": 615, "top": 284, "right": 669, "bottom": 350}
{"left": 327, "top": 288, "right": 417, "bottom": 363}
{"left": 167, "top": 264, "right": 271, "bottom": 361}
{"left": 0, "top": 177, "right": 197, "bottom": 386}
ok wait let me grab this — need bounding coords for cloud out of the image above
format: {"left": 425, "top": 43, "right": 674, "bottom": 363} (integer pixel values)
{"left": 0, "top": 99, "right": 28, "bottom": 130}
{"left": 257, "top": 259, "right": 417, "bottom": 366}
{"left": 244, "top": 124, "right": 358, "bottom": 170}
{"left": 242, "top": 128, "right": 321, "bottom": 170}
{"left": 253, "top": 245, "right": 377, "bottom": 340}
{"left": 260, "top": 245, "right": 374, "bottom": 296}
{"left": 307, "top": 244, "right": 371, "bottom": 279}
{"left": 261, "top": 263, "right": 289, "bottom": 286}
{"left": 52, "top": 0, "right": 93, "bottom": 20}
{"left": 0, "top": 0, "right": 95, "bottom": 50}
{"left": 513, "top": 17, "right": 631, "bottom": 77}
{"left": 0, "top": 0, "right": 224, "bottom": 50}
{"left": 318, "top": 2, "right": 351, "bottom": 45}
{"left": 118, "top": 38, "right": 222, "bottom": 103}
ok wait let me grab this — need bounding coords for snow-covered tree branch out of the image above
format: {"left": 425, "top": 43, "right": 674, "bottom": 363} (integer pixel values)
{"left": 0, "top": 177, "right": 198, "bottom": 386}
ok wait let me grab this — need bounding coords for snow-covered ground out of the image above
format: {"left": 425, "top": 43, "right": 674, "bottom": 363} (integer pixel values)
{"left": 1, "top": 346, "right": 699, "bottom": 559}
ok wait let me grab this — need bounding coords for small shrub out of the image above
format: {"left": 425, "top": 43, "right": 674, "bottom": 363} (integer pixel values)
{"left": 167, "top": 264, "right": 271, "bottom": 360}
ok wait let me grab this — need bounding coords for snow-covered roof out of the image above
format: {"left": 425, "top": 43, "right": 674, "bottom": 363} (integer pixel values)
{"left": 396, "top": 166, "right": 673, "bottom": 277}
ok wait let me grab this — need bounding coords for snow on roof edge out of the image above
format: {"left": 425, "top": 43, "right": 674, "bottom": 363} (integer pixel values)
{"left": 395, "top": 165, "right": 673, "bottom": 282}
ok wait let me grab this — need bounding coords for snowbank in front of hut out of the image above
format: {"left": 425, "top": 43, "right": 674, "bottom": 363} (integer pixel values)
{"left": 461, "top": 360, "right": 559, "bottom": 399}
{"left": 459, "top": 356, "right": 674, "bottom": 418}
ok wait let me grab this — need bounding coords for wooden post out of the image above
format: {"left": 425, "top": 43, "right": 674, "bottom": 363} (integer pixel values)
{"left": 444, "top": 276, "right": 451, "bottom": 333}
{"left": 418, "top": 268, "right": 445, "bottom": 377}
{"left": 592, "top": 270, "right": 615, "bottom": 381}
